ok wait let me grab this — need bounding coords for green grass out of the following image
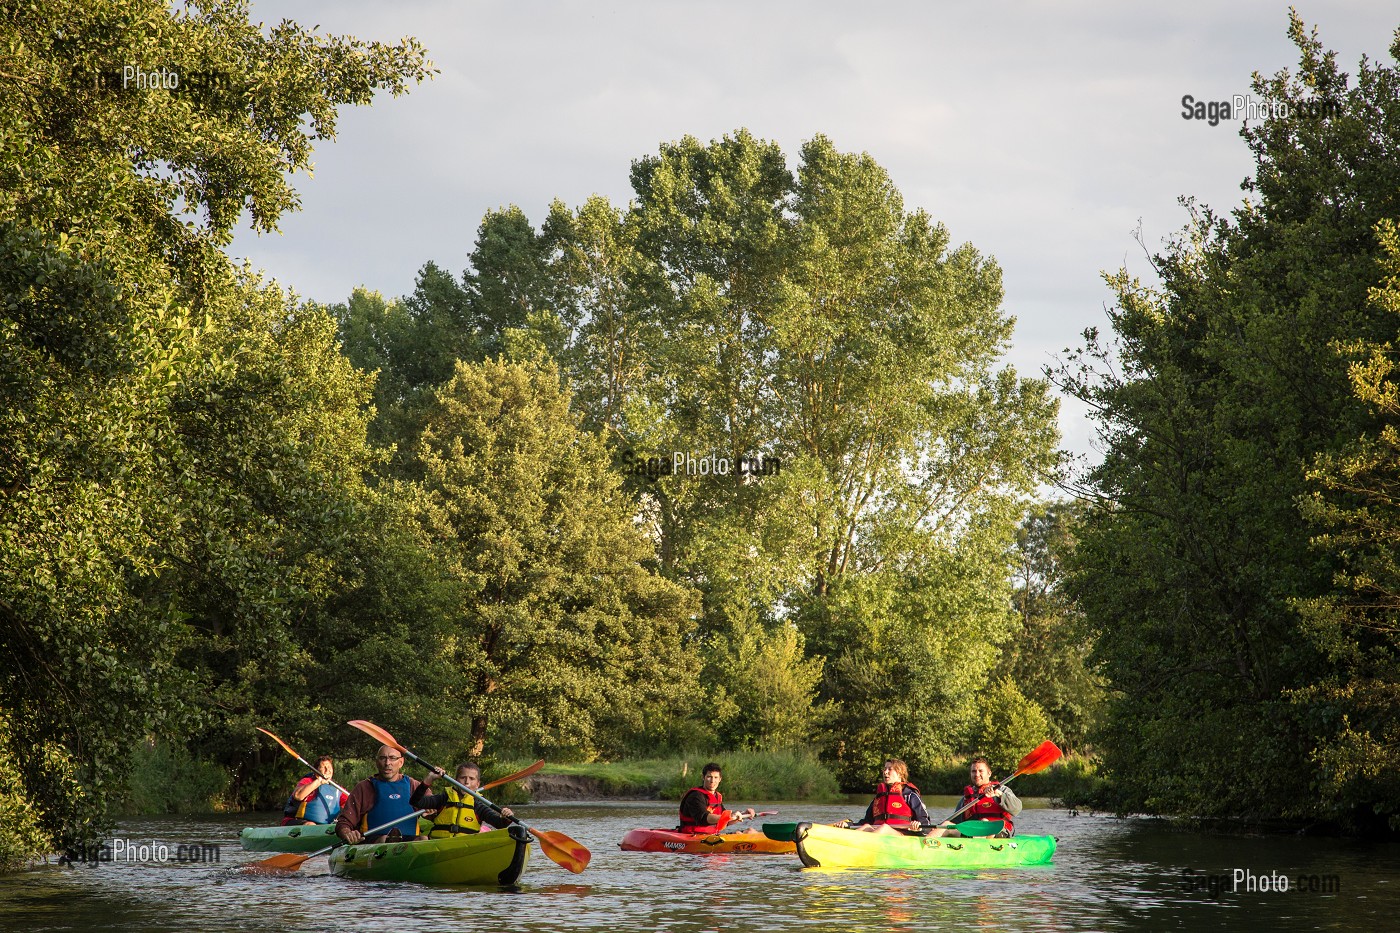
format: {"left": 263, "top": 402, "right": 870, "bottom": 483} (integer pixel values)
{"left": 913, "top": 753, "right": 1105, "bottom": 808}
{"left": 494, "top": 748, "right": 843, "bottom": 803}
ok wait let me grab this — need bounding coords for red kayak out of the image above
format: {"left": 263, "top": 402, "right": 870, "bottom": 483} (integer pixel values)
{"left": 619, "top": 828, "right": 795, "bottom": 855}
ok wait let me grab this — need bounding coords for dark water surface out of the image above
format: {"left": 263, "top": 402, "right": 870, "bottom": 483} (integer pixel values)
{"left": 3, "top": 801, "right": 1397, "bottom": 932}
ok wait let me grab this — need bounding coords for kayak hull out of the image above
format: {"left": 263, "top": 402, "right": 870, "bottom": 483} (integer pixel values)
{"left": 239, "top": 823, "right": 339, "bottom": 853}
{"left": 790, "top": 822, "right": 1056, "bottom": 869}
{"left": 328, "top": 824, "right": 531, "bottom": 885}
{"left": 239, "top": 818, "right": 432, "bottom": 852}
{"left": 619, "top": 828, "right": 795, "bottom": 855}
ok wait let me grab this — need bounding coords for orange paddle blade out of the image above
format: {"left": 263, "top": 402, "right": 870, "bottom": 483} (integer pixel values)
{"left": 1012, "top": 741, "right": 1063, "bottom": 778}
{"left": 481, "top": 759, "right": 545, "bottom": 792}
{"left": 529, "top": 828, "right": 592, "bottom": 873}
{"left": 347, "top": 720, "right": 408, "bottom": 753}
{"left": 255, "top": 727, "right": 302, "bottom": 761}
{"left": 245, "top": 851, "right": 315, "bottom": 874}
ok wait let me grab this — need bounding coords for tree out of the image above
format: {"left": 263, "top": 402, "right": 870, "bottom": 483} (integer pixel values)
{"left": 539, "top": 132, "right": 1060, "bottom": 776}
{"left": 0, "top": 0, "right": 431, "bottom": 858}
{"left": 1055, "top": 13, "right": 1400, "bottom": 828}
{"left": 406, "top": 357, "right": 703, "bottom": 759}
{"left": 996, "top": 502, "right": 1103, "bottom": 751}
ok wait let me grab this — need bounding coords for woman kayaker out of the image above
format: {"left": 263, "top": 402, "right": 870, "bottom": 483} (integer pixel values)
{"left": 928, "top": 756, "right": 1022, "bottom": 837}
{"left": 838, "top": 758, "right": 930, "bottom": 834}
{"left": 280, "top": 755, "right": 348, "bottom": 826}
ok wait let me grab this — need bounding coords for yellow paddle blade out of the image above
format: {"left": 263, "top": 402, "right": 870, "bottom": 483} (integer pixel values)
{"left": 347, "top": 719, "right": 408, "bottom": 754}
{"left": 530, "top": 828, "right": 592, "bottom": 873}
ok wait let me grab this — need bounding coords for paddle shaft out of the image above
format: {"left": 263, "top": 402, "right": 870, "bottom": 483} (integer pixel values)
{"left": 253, "top": 808, "right": 428, "bottom": 871}
{"left": 394, "top": 746, "right": 518, "bottom": 829}
{"left": 256, "top": 728, "right": 352, "bottom": 797}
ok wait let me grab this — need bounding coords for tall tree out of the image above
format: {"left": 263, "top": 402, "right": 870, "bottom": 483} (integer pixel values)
{"left": 0, "top": 0, "right": 431, "bottom": 863}
{"left": 1056, "top": 13, "right": 1400, "bottom": 828}
{"left": 406, "top": 358, "right": 703, "bottom": 759}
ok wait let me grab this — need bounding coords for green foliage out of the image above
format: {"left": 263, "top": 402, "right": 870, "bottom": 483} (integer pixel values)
{"left": 0, "top": 0, "right": 430, "bottom": 855}
{"left": 998, "top": 503, "right": 1104, "bottom": 751}
{"left": 1296, "top": 218, "right": 1400, "bottom": 830}
{"left": 1055, "top": 12, "right": 1400, "bottom": 828}
{"left": 0, "top": 714, "right": 54, "bottom": 870}
{"left": 122, "top": 741, "right": 228, "bottom": 816}
{"left": 973, "top": 678, "right": 1051, "bottom": 774}
{"left": 405, "top": 357, "right": 704, "bottom": 760}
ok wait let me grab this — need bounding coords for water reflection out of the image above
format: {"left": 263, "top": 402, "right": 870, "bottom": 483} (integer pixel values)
{"left": 1, "top": 803, "right": 1397, "bottom": 932}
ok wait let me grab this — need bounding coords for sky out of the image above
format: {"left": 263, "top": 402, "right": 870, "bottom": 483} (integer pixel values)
{"left": 230, "top": 1, "right": 1400, "bottom": 465}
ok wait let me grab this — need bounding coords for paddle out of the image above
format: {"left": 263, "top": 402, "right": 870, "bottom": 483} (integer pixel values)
{"left": 941, "top": 741, "right": 1063, "bottom": 828}
{"left": 245, "top": 809, "right": 428, "bottom": 874}
{"left": 949, "top": 819, "right": 1004, "bottom": 837}
{"left": 348, "top": 720, "right": 591, "bottom": 874}
{"left": 709, "top": 809, "right": 779, "bottom": 838}
{"left": 481, "top": 759, "right": 546, "bottom": 792}
{"left": 256, "top": 727, "right": 351, "bottom": 797}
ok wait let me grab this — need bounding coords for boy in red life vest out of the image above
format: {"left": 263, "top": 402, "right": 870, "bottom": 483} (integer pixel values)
{"left": 929, "top": 756, "right": 1022, "bottom": 838}
{"left": 838, "top": 758, "right": 931, "bottom": 834}
{"left": 677, "top": 762, "right": 755, "bottom": 834}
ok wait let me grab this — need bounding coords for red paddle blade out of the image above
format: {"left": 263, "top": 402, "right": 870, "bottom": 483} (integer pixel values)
{"left": 347, "top": 720, "right": 408, "bottom": 754}
{"left": 256, "top": 727, "right": 302, "bottom": 761}
{"left": 245, "top": 851, "right": 314, "bottom": 874}
{"left": 1012, "top": 741, "right": 1063, "bottom": 778}
{"left": 531, "top": 828, "right": 592, "bottom": 873}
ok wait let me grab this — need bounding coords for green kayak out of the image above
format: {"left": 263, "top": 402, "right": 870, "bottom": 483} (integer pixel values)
{"left": 329, "top": 825, "right": 531, "bottom": 885}
{"left": 784, "top": 821, "right": 1056, "bottom": 869}
{"left": 239, "top": 823, "right": 339, "bottom": 853}
{"left": 239, "top": 818, "right": 433, "bottom": 853}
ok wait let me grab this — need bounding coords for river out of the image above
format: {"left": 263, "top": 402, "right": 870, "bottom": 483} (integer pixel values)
{"left": 3, "top": 800, "right": 1397, "bottom": 932}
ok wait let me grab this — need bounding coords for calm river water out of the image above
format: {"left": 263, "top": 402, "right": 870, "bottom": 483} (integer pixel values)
{"left": 3, "top": 800, "right": 1398, "bottom": 932}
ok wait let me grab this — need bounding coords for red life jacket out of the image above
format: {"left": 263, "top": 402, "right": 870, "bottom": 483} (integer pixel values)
{"left": 960, "top": 783, "right": 1014, "bottom": 834}
{"left": 677, "top": 787, "right": 728, "bottom": 834}
{"left": 870, "top": 782, "right": 919, "bottom": 826}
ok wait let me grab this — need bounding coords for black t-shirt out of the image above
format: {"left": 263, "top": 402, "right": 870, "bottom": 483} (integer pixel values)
{"left": 678, "top": 789, "right": 718, "bottom": 828}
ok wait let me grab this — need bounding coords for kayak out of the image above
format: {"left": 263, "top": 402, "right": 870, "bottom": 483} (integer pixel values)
{"left": 239, "top": 823, "right": 339, "bottom": 853}
{"left": 619, "top": 827, "right": 795, "bottom": 855}
{"left": 328, "top": 825, "right": 531, "bottom": 885}
{"left": 239, "top": 818, "right": 433, "bottom": 853}
{"left": 775, "top": 822, "right": 1056, "bottom": 869}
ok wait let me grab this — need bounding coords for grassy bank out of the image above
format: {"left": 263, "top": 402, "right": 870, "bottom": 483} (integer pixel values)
{"left": 913, "top": 754, "right": 1105, "bottom": 809}
{"left": 121, "top": 745, "right": 843, "bottom": 815}
{"left": 509, "top": 748, "right": 843, "bottom": 803}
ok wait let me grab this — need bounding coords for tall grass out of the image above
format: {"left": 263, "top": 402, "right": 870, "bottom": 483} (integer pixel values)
{"left": 498, "top": 748, "right": 842, "bottom": 802}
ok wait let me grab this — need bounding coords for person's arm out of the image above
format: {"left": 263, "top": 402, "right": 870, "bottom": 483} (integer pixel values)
{"left": 292, "top": 775, "right": 319, "bottom": 802}
{"left": 997, "top": 784, "right": 1023, "bottom": 817}
{"left": 477, "top": 799, "right": 515, "bottom": 829}
{"left": 410, "top": 787, "right": 449, "bottom": 810}
{"left": 907, "top": 790, "right": 931, "bottom": 825}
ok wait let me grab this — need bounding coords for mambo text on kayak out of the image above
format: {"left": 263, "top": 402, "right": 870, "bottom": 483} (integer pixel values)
{"left": 621, "top": 450, "right": 782, "bottom": 480}
{"left": 62, "top": 839, "right": 221, "bottom": 866}
{"left": 1181, "top": 94, "right": 1342, "bottom": 126}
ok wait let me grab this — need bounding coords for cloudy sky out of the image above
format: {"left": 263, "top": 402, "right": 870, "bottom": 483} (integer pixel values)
{"left": 231, "top": 1, "right": 1399, "bottom": 463}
